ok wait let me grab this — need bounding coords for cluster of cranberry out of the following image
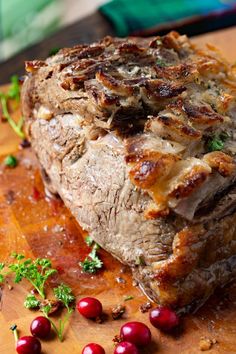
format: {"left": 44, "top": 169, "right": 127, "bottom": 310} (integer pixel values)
{"left": 14, "top": 297, "right": 179, "bottom": 354}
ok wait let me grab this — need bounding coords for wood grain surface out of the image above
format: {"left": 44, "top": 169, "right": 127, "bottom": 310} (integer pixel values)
{"left": 1, "top": 29, "right": 236, "bottom": 354}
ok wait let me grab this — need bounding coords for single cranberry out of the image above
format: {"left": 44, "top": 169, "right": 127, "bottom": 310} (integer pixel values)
{"left": 16, "top": 336, "right": 41, "bottom": 354}
{"left": 114, "top": 341, "right": 139, "bottom": 354}
{"left": 120, "top": 322, "right": 151, "bottom": 347}
{"left": 82, "top": 343, "right": 105, "bottom": 354}
{"left": 30, "top": 316, "right": 51, "bottom": 339}
{"left": 77, "top": 297, "right": 102, "bottom": 319}
{"left": 149, "top": 306, "right": 179, "bottom": 331}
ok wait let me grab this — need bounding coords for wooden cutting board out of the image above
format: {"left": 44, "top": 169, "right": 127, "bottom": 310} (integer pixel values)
{"left": 1, "top": 27, "right": 236, "bottom": 354}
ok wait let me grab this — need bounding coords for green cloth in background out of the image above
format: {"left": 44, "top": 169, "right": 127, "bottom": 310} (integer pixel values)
{"left": 0, "top": 0, "right": 61, "bottom": 62}
{"left": 100, "top": 0, "right": 236, "bottom": 37}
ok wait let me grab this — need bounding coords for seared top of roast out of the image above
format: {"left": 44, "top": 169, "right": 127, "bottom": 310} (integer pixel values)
{"left": 22, "top": 31, "right": 236, "bottom": 220}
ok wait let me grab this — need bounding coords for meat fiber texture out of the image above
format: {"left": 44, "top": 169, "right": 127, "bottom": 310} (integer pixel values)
{"left": 21, "top": 32, "right": 236, "bottom": 310}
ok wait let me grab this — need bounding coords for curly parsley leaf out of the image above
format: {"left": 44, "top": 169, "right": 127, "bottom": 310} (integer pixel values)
{"left": 8, "top": 254, "right": 57, "bottom": 299}
{"left": 24, "top": 294, "right": 41, "bottom": 309}
{"left": 54, "top": 283, "right": 75, "bottom": 311}
{"left": 80, "top": 244, "right": 103, "bottom": 274}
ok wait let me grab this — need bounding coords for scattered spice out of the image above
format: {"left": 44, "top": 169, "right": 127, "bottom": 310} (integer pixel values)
{"left": 40, "top": 298, "right": 63, "bottom": 315}
{"left": 111, "top": 304, "right": 126, "bottom": 320}
{"left": 139, "top": 302, "right": 152, "bottom": 313}
{"left": 7, "top": 283, "right": 13, "bottom": 291}
{"left": 4, "top": 155, "right": 18, "bottom": 168}
{"left": 5, "top": 190, "right": 15, "bottom": 205}
{"left": 199, "top": 337, "right": 217, "bottom": 351}
{"left": 113, "top": 334, "right": 122, "bottom": 344}
{"left": 19, "top": 139, "right": 31, "bottom": 149}
{"left": 116, "top": 277, "right": 126, "bottom": 284}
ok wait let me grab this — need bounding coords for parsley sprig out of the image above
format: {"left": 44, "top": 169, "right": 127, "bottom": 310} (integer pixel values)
{"left": 207, "top": 132, "right": 229, "bottom": 152}
{"left": 1, "top": 253, "right": 76, "bottom": 343}
{"left": 24, "top": 294, "right": 41, "bottom": 309}
{"left": 42, "top": 284, "right": 75, "bottom": 342}
{"left": 9, "top": 253, "right": 57, "bottom": 299}
{"left": 0, "top": 75, "right": 25, "bottom": 139}
{"left": 80, "top": 241, "right": 103, "bottom": 274}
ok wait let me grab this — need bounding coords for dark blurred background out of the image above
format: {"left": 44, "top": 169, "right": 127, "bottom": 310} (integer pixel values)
{"left": 1, "top": 0, "right": 236, "bottom": 83}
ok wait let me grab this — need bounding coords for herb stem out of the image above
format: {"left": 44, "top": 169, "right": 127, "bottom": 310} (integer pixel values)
{"left": 28, "top": 279, "right": 45, "bottom": 299}
{"left": 10, "top": 324, "right": 19, "bottom": 342}
{"left": 0, "top": 95, "right": 25, "bottom": 139}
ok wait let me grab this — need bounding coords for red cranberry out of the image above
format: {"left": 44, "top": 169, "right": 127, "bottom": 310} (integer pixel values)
{"left": 120, "top": 321, "right": 151, "bottom": 347}
{"left": 82, "top": 343, "right": 105, "bottom": 354}
{"left": 16, "top": 336, "right": 41, "bottom": 354}
{"left": 30, "top": 316, "right": 51, "bottom": 339}
{"left": 114, "top": 341, "right": 139, "bottom": 354}
{"left": 149, "top": 306, "right": 179, "bottom": 331}
{"left": 77, "top": 297, "right": 102, "bottom": 319}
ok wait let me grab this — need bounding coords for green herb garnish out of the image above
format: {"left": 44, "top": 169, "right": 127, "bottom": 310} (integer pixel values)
{"left": 207, "top": 132, "right": 229, "bottom": 152}
{"left": 54, "top": 283, "right": 75, "bottom": 310}
{"left": 24, "top": 294, "right": 41, "bottom": 309}
{"left": 156, "top": 58, "right": 167, "bottom": 67}
{"left": 1, "top": 253, "right": 76, "bottom": 343}
{"left": 80, "top": 243, "right": 103, "bottom": 274}
{"left": 8, "top": 75, "right": 20, "bottom": 101}
{"left": 0, "top": 75, "right": 25, "bottom": 139}
{"left": 0, "top": 262, "right": 5, "bottom": 283}
{"left": 135, "top": 256, "right": 145, "bottom": 266}
{"left": 4, "top": 155, "right": 18, "bottom": 168}
{"left": 124, "top": 295, "right": 134, "bottom": 301}
{"left": 9, "top": 253, "right": 57, "bottom": 299}
{"left": 42, "top": 284, "right": 75, "bottom": 342}
{"left": 49, "top": 47, "right": 60, "bottom": 56}
{"left": 85, "top": 235, "right": 93, "bottom": 247}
